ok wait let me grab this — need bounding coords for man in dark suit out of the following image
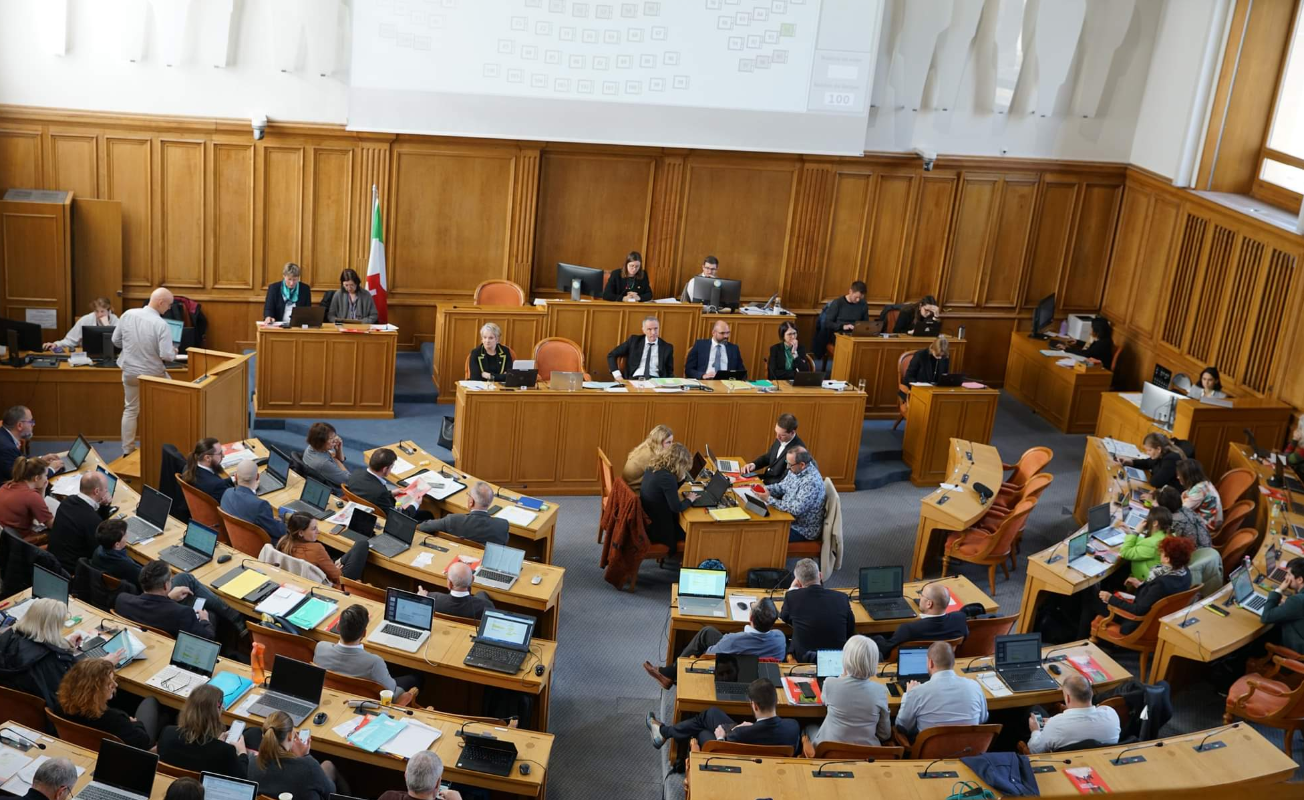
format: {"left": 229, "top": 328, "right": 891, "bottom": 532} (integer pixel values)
{"left": 608, "top": 316, "right": 674, "bottom": 379}
{"left": 684, "top": 320, "right": 746, "bottom": 379}
{"left": 646, "top": 678, "right": 800, "bottom": 770}
{"left": 219, "top": 460, "right": 286, "bottom": 540}
{"left": 185, "top": 438, "right": 233, "bottom": 503}
{"left": 417, "top": 481, "right": 509, "bottom": 546}
{"left": 425, "top": 562, "right": 496, "bottom": 621}
{"left": 0, "top": 406, "right": 61, "bottom": 482}
{"left": 22, "top": 756, "right": 78, "bottom": 800}
{"left": 48, "top": 471, "right": 113, "bottom": 573}
{"left": 92, "top": 519, "right": 143, "bottom": 586}
{"left": 780, "top": 558, "right": 855, "bottom": 662}
{"left": 345, "top": 448, "right": 400, "bottom": 512}
{"left": 744, "top": 413, "right": 805, "bottom": 482}
{"left": 114, "top": 560, "right": 218, "bottom": 640}
{"left": 871, "top": 583, "right": 969, "bottom": 657}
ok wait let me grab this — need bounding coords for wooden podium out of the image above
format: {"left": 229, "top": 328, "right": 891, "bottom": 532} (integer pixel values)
{"left": 902, "top": 385, "right": 999, "bottom": 486}
{"left": 254, "top": 324, "right": 397, "bottom": 418}
{"left": 829, "top": 334, "right": 967, "bottom": 418}
{"left": 1004, "top": 331, "right": 1113, "bottom": 433}
{"left": 139, "top": 349, "right": 251, "bottom": 490}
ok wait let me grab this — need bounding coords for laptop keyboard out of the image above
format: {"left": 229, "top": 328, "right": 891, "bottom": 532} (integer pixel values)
{"left": 462, "top": 742, "right": 514, "bottom": 771}
{"left": 125, "top": 519, "right": 160, "bottom": 538}
{"left": 1002, "top": 667, "right": 1049, "bottom": 681}
{"left": 166, "top": 549, "right": 208, "bottom": 570}
{"left": 468, "top": 642, "right": 522, "bottom": 667}
{"left": 79, "top": 637, "right": 108, "bottom": 660}
{"left": 478, "top": 569, "right": 515, "bottom": 584}
{"left": 1244, "top": 594, "right": 1268, "bottom": 612}
{"left": 380, "top": 623, "right": 422, "bottom": 640}
{"left": 78, "top": 785, "right": 137, "bottom": 800}
{"left": 253, "top": 694, "right": 314, "bottom": 715}
{"left": 284, "top": 501, "right": 330, "bottom": 519}
{"left": 715, "top": 681, "right": 749, "bottom": 698}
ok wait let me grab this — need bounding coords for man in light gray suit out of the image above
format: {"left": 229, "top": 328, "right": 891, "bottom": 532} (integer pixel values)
{"left": 416, "top": 482, "right": 510, "bottom": 546}
{"left": 313, "top": 604, "right": 420, "bottom": 697}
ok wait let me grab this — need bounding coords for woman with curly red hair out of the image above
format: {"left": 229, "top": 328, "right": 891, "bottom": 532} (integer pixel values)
{"left": 1091, "top": 536, "right": 1196, "bottom": 636}
{"left": 55, "top": 657, "right": 162, "bottom": 748}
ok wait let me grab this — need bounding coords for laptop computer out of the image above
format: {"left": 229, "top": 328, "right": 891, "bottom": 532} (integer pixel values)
{"left": 283, "top": 306, "right": 325, "bottom": 328}
{"left": 201, "top": 773, "right": 259, "bottom": 800}
{"left": 74, "top": 740, "right": 158, "bottom": 800}
{"left": 892, "top": 646, "right": 931, "bottom": 690}
{"left": 792, "top": 370, "right": 829, "bottom": 387}
{"left": 712, "top": 653, "right": 782, "bottom": 701}
{"left": 456, "top": 732, "right": 519, "bottom": 777}
{"left": 689, "top": 451, "right": 709, "bottom": 482}
{"left": 993, "top": 633, "right": 1060, "bottom": 692}
{"left": 248, "top": 655, "right": 326, "bottom": 725}
{"left": 33, "top": 563, "right": 70, "bottom": 606}
{"left": 677, "top": 567, "right": 728, "bottom": 617}
{"left": 159, "top": 520, "right": 220, "bottom": 572}
{"left": 474, "top": 542, "right": 526, "bottom": 590}
{"left": 689, "top": 471, "right": 730, "bottom": 508}
{"left": 255, "top": 449, "right": 291, "bottom": 496}
{"left": 936, "top": 373, "right": 968, "bottom": 387}
{"left": 706, "top": 444, "right": 739, "bottom": 475}
{"left": 52, "top": 434, "right": 91, "bottom": 476}
{"left": 502, "top": 368, "right": 538, "bottom": 388}
{"left": 463, "top": 609, "right": 535, "bottom": 674}
{"left": 849, "top": 320, "right": 884, "bottom": 336}
{"left": 857, "top": 566, "right": 916, "bottom": 620}
{"left": 1067, "top": 531, "right": 1109, "bottom": 577}
{"left": 149, "top": 631, "right": 222, "bottom": 696}
{"left": 77, "top": 628, "right": 135, "bottom": 667}
{"left": 815, "top": 648, "right": 842, "bottom": 687}
{"left": 1230, "top": 566, "right": 1270, "bottom": 614}
{"left": 370, "top": 509, "right": 417, "bottom": 558}
{"left": 280, "top": 476, "right": 333, "bottom": 519}
{"left": 1266, "top": 542, "right": 1288, "bottom": 584}
{"left": 711, "top": 369, "right": 748, "bottom": 381}
{"left": 367, "top": 588, "right": 433, "bottom": 652}
{"left": 97, "top": 465, "right": 119, "bottom": 500}
{"left": 332, "top": 507, "right": 378, "bottom": 545}
{"left": 125, "top": 485, "right": 172, "bottom": 543}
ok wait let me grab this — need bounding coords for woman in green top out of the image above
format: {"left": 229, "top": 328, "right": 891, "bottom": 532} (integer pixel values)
{"left": 767, "top": 321, "right": 811, "bottom": 381}
{"left": 1119, "top": 507, "right": 1170, "bottom": 583}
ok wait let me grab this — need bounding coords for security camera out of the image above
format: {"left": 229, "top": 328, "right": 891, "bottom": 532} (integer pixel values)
{"left": 252, "top": 115, "right": 268, "bottom": 141}
{"left": 913, "top": 145, "right": 937, "bottom": 172}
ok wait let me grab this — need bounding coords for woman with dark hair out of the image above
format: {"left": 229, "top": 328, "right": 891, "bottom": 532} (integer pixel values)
{"left": 1154, "top": 485, "right": 1211, "bottom": 548}
{"left": 1177, "top": 459, "right": 1223, "bottom": 533}
{"left": 180, "top": 438, "right": 232, "bottom": 503}
{"left": 55, "top": 657, "right": 162, "bottom": 748}
{"left": 1119, "top": 432, "right": 1191, "bottom": 492}
{"left": 1187, "top": 367, "right": 1226, "bottom": 400}
{"left": 163, "top": 779, "right": 205, "bottom": 800}
{"left": 326, "top": 268, "right": 378, "bottom": 323}
{"left": 277, "top": 512, "right": 367, "bottom": 586}
{"left": 767, "top": 321, "right": 811, "bottom": 381}
{"left": 1093, "top": 536, "right": 1195, "bottom": 635}
{"left": 1060, "top": 316, "right": 1114, "bottom": 365}
{"left": 303, "top": 422, "right": 348, "bottom": 485}
{"left": 893, "top": 294, "right": 941, "bottom": 336}
{"left": 602, "top": 251, "right": 653, "bottom": 302}
{"left": 247, "top": 711, "right": 339, "bottom": 800}
{"left": 158, "top": 684, "right": 248, "bottom": 778}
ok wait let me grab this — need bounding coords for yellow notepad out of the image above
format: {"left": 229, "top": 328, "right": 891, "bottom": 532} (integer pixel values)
{"left": 708, "top": 507, "right": 749, "bottom": 522}
{"left": 218, "top": 570, "right": 269, "bottom": 599}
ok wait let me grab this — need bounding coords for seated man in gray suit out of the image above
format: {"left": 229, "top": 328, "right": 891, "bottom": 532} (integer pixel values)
{"left": 421, "top": 562, "right": 496, "bottom": 622}
{"left": 312, "top": 604, "right": 420, "bottom": 698}
{"left": 416, "top": 482, "right": 509, "bottom": 546}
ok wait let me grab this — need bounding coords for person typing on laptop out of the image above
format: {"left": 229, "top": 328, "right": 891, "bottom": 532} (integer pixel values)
{"left": 642, "top": 598, "right": 785, "bottom": 691}
{"left": 1027, "top": 674, "right": 1120, "bottom": 753}
{"left": 1089, "top": 536, "right": 1195, "bottom": 637}
{"left": 780, "top": 558, "right": 854, "bottom": 663}
{"left": 894, "top": 641, "right": 988, "bottom": 740}
{"left": 1260, "top": 557, "right": 1304, "bottom": 653}
{"left": 418, "top": 562, "right": 496, "bottom": 621}
{"left": 765, "top": 448, "right": 825, "bottom": 543}
{"left": 416, "top": 482, "right": 509, "bottom": 546}
{"left": 313, "top": 604, "right": 421, "bottom": 700}
{"left": 115, "top": 560, "right": 245, "bottom": 641}
{"left": 744, "top": 414, "right": 804, "bottom": 482}
{"left": 870, "top": 583, "right": 968, "bottom": 657}
{"left": 220, "top": 460, "right": 286, "bottom": 541}
{"left": 645, "top": 678, "right": 800, "bottom": 772}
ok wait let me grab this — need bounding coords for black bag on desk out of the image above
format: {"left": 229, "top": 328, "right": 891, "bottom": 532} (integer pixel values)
{"left": 438, "top": 416, "right": 455, "bottom": 450}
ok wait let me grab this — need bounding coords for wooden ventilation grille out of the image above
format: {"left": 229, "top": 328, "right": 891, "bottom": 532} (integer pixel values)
{"left": 1161, "top": 215, "right": 1207, "bottom": 348}
{"left": 1242, "top": 248, "right": 1298, "bottom": 393}
{"left": 1188, "top": 225, "right": 1235, "bottom": 362}
{"left": 1217, "top": 236, "right": 1264, "bottom": 375}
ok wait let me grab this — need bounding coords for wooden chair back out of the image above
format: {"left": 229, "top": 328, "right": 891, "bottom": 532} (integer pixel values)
{"left": 811, "top": 741, "right": 904, "bottom": 760}
{"left": 47, "top": 709, "right": 123, "bottom": 752}
{"left": 955, "top": 615, "right": 1017, "bottom": 658}
{"left": 887, "top": 636, "right": 964, "bottom": 662}
{"left": 157, "top": 762, "right": 203, "bottom": 780}
{"left": 909, "top": 724, "right": 1002, "bottom": 759}
{"left": 532, "top": 337, "right": 586, "bottom": 380}
{"left": 322, "top": 670, "right": 399, "bottom": 702}
{"left": 176, "top": 474, "right": 228, "bottom": 543}
{"left": 976, "top": 501, "right": 1035, "bottom": 560}
{"left": 699, "top": 740, "right": 795, "bottom": 757}
{"left": 473, "top": 280, "right": 526, "bottom": 306}
{"left": 0, "top": 685, "right": 49, "bottom": 731}
{"left": 884, "top": 309, "right": 900, "bottom": 332}
{"left": 1219, "top": 529, "right": 1259, "bottom": 577}
{"left": 1216, "top": 468, "right": 1256, "bottom": 506}
{"left": 1109, "top": 343, "right": 1123, "bottom": 371}
{"left": 1015, "top": 473, "right": 1054, "bottom": 505}
{"left": 342, "top": 576, "right": 386, "bottom": 602}
{"left": 342, "top": 487, "right": 386, "bottom": 519}
{"left": 101, "top": 571, "right": 123, "bottom": 592}
{"left": 1007, "top": 447, "right": 1053, "bottom": 488}
{"left": 1213, "top": 500, "right": 1254, "bottom": 548}
{"left": 895, "top": 351, "right": 913, "bottom": 429}
{"left": 218, "top": 507, "right": 272, "bottom": 557}
{"left": 1105, "top": 587, "right": 1200, "bottom": 649}
{"left": 249, "top": 622, "right": 317, "bottom": 665}
{"left": 597, "top": 447, "right": 615, "bottom": 544}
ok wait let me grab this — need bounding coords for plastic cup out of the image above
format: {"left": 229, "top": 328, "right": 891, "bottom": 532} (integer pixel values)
{"left": 380, "top": 689, "right": 394, "bottom": 706}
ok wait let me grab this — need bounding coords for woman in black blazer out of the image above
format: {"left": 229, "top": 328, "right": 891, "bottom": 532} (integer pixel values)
{"left": 468, "top": 322, "right": 514, "bottom": 380}
{"left": 1121, "top": 432, "right": 1192, "bottom": 492}
{"left": 899, "top": 335, "right": 950, "bottom": 400}
{"left": 768, "top": 321, "right": 811, "bottom": 381}
{"left": 262, "top": 262, "right": 311, "bottom": 325}
{"left": 640, "top": 443, "right": 698, "bottom": 549}
{"left": 602, "top": 251, "right": 653, "bottom": 303}
{"left": 1061, "top": 316, "right": 1114, "bottom": 365}
{"left": 158, "top": 685, "right": 248, "bottom": 778}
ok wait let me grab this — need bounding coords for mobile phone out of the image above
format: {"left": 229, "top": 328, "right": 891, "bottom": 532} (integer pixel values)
{"left": 888, "top": 683, "right": 901, "bottom": 698}
{"left": 797, "top": 681, "right": 816, "bottom": 700}
{"left": 192, "top": 598, "right": 206, "bottom": 614}
{"left": 226, "top": 720, "right": 246, "bottom": 744}
{"left": 1033, "top": 713, "right": 1044, "bottom": 727}
{"left": 297, "top": 729, "right": 310, "bottom": 743}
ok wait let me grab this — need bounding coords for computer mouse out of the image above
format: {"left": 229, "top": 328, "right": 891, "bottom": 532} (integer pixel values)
{"left": 313, "top": 712, "right": 328, "bottom": 725}
{"left": 534, "top": 664, "right": 545, "bottom": 677}
{"left": 518, "top": 764, "right": 530, "bottom": 776}
{"left": 216, "top": 554, "right": 232, "bottom": 564}
{"left": 1048, "top": 664, "right": 1062, "bottom": 676}
{"left": 531, "top": 575, "right": 542, "bottom": 585}
{"left": 736, "top": 601, "right": 749, "bottom": 610}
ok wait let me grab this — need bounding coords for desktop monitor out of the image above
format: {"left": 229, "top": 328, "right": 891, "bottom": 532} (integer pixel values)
{"left": 83, "top": 326, "right": 118, "bottom": 358}
{"left": 1029, "top": 294, "right": 1055, "bottom": 338}
{"left": 555, "top": 262, "right": 605, "bottom": 299}
{"left": 689, "top": 277, "right": 742, "bottom": 309}
{"left": 1140, "top": 381, "right": 1182, "bottom": 425}
{"left": 0, "top": 317, "right": 43, "bottom": 352}
{"left": 1151, "top": 363, "right": 1173, "bottom": 389}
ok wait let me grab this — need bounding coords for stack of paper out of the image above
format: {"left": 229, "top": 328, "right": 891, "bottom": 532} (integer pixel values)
{"left": 347, "top": 714, "right": 408, "bottom": 752}
{"left": 0, "top": 748, "right": 34, "bottom": 783}
{"left": 369, "top": 324, "right": 399, "bottom": 332}
{"left": 286, "top": 597, "right": 336, "bottom": 629}
{"left": 68, "top": 352, "right": 92, "bottom": 367}
{"left": 220, "top": 442, "right": 257, "bottom": 470}
{"left": 218, "top": 570, "right": 273, "bottom": 599}
{"left": 821, "top": 380, "right": 848, "bottom": 390}
{"left": 50, "top": 473, "right": 82, "bottom": 496}
{"left": 708, "top": 507, "right": 749, "bottom": 522}
{"left": 378, "top": 720, "right": 442, "bottom": 758}
{"left": 327, "top": 500, "right": 375, "bottom": 526}
{"left": 458, "top": 381, "right": 492, "bottom": 391}
{"left": 145, "top": 664, "right": 210, "bottom": 698}
{"left": 494, "top": 506, "right": 538, "bottom": 527}
{"left": 254, "top": 586, "right": 307, "bottom": 616}
{"left": 390, "top": 455, "right": 417, "bottom": 475}
{"left": 1, "top": 756, "right": 84, "bottom": 796}
{"left": 977, "top": 672, "right": 1013, "bottom": 698}
{"left": 582, "top": 381, "right": 620, "bottom": 389}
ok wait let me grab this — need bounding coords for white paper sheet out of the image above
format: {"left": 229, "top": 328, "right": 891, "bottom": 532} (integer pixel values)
{"left": 145, "top": 664, "right": 210, "bottom": 697}
{"left": 978, "top": 673, "right": 1013, "bottom": 698}
{"left": 233, "top": 692, "right": 264, "bottom": 716}
{"left": 17, "top": 757, "right": 84, "bottom": 785}
{"left": 603, "top": 386, "right": 629, "bottom": 393}
{"left": 493, "top": 506, "right": 538, "bottom": 527}
{"left": 332, "top": 716, "right": 367, "bottom": 738}
{"left": 68, "top": 352, "right": 92, "bottom": 367}
{"left": 378, "top": 720, "right": 442, "bottom": 758}
{"left": 220, "top": 449, "right": 258, "bottom": 470}
{"left": 458, "top": 381, "right": 492, "bottom": 391}
{"left": 254, "top": 586, "right": 307, "bottom": 616}
{"left": 0, "top": 749, "right": 33, "bottom": 781}
{"left": 411, "top": 553, "right": 435, "bottom": 569}
{"left": 327, "top": 500, "right": 376, "bottom": 526}
{"left": 727, "top": 594, "right": 759, "bottom": 622}
{"left": 390, "top": 455, "right": 416, "bottom": 475}
{"left": 50, "top": 473, "right": 82, "bottom": 496}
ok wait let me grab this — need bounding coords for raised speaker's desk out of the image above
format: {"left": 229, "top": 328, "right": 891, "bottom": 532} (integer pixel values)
{"left": 901, "top": 384, "right": 999, "bottom": 486}
{"left": 828, "top": 333, "right": 966, "bottom": 418}
{"left": 452, "top": 380, "right": 865, "bottom": 494}
{"left": 1004, "top": 331, "right": 1114, "bottom": 433}
{"left": 909, "top": 439, "right": 1002, "bottom": 579}
{"left": 254, "top": 323, "right": 397, "bottom": 418}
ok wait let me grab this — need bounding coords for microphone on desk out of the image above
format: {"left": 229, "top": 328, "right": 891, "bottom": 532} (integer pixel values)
{"left": 698, "top": 756, "right": 762, "bottom": 773}
{"left": 0, "top": 728, "right": 45, "bottom": 751}
{"left": 456, "top": 716, "right": 518, "bottom": 739}
{"left": 1193, "top": 722, "right": 1240, "bottom": 752}
{"left": 767, "top": 571, "right": 792, "bottom": 600}
{"left": 1111, "top": 739, "right": 1164, "bottom": 765}
{"left": 811, "top": 759, "right": 863, "bottom": 777}
{"left": 918, "top": 746, "right": 972, "bottom": 778}
{"left": 346, "top": 699, "right": 413, "bottom": 716}
{"left": 95, "top": 616, "right": 120, "bottom": 635}
{"left": 1041, "top": 643, "right": 1077, "bottom": 665}
{"left": 972, "top": 482, "right": 994, "bottom": 504}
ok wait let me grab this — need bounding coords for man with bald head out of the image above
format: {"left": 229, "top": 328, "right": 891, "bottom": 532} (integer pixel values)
{"left": 427, "top": 561, "right": 496, "bottom": 621}
{"left": 894, "top": 640, "right": 987, "bottom": 739}
{"left": 1027, "top": 673, "right": 1120, "bottom": 752}
{"left": 416, "top": 481, "right": 509, "bottom": 546}
{"left": 870, "top": 580, "right": 968, "bottom": 657}
{"left": 219, "top": 459, "right": 286, "bottom": 541}
{"left": 48, "top": 470, "right": 114, "bottom": 572}
{"left": 684, "top": 319, "right": 746, "bottom": 380}
{"left": 113, "top": 287, "right": 176, "bottom": 454}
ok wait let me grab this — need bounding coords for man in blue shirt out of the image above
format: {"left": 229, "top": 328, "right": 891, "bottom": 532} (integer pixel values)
{"left": 643, "top": 598, "right": 785, "bottom": 690}
{"left": 219, "top": 460, "right": 286, "bottom": 541}
{"left": 766, "top": 447, "right": 825, "bottom": 541}
{"left": 895, "top": 640, "right": 988, "bottom": 739}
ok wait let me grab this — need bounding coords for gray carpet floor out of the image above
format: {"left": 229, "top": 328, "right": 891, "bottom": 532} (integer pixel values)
{"left": 35, "top": 354, "right": 1302, "bottom": 797}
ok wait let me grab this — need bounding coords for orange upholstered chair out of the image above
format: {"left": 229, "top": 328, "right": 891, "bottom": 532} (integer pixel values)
{"left": 999, "top": 447, "right": 1053, "bottom": 497}
{"left": 1225, "top": 651, "right": 1304, "bottom": 755}
{"left": 1090, "top": 587, "right": 1200, "bottom": 682}
{"left": 473, "top": 280, "right": 526, "bottom": 306}
{"left": 942, "top": 500, "right": 1035, "bottom": 594}
{"left": 177, "top": 474, "right": 228, "bottom": 544}
{"left": 895, "top": 723, "right": 1001, "bottom": 759}
{"left": 955, "top": 615, "right": 1017, "bottom": 658}
{"left": 217, "top": 507, "right": 271, "bottom": 557}
{"left": 893, "top": 351, "right": 913, "bottom": 431}
{"left": 1216, "top": 468, "right": 1256, "bottom": 507}
{"left": 1212, "top": 501, "right": 1254, "bottom": 549}
{"left": 533, "top": 337, "right": 589, "bottom": 381}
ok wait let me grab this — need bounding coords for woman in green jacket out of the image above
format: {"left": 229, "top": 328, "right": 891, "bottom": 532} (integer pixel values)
{"left": 1119, "top": 507, "right": 1170, "bottom": 583}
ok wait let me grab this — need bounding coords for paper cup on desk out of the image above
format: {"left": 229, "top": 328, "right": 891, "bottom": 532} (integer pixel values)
{"left": 380, "top": 689, "right": 394, "bottom": 706}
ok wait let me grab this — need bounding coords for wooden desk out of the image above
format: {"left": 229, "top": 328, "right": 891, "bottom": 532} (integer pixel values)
{"left": 1095, "top": 390, "right": 1294, "bottom": 481}
{"left": 909, "top": 440, "right": 1002, "bottom": 580}
{"left": 254, "top": 324, "right": 397, "bottom": 419}
{"left": 432, "top": 300, "right": 798, "bottom": 397}
{"left": 0, "top": 721, "right": 175, "bottom": 800}
{"left": 901, "top": 385, "right": 999, "bottom": 486}
{"left": 1004, "top": 331, "right": 1114, "bottom": 434}
{"left": 452, "top": 380, "right": 865, "bottom": 494}
{"left": 679, "top": 473, "right": 793, "bottom": 586}
{"left": 828, "top": 334, "right": 967, "bottom": 418}
{"left": 686, "top": 725, "right": 1298, "bottom": 799}
{"left": 665, "top": 576, "right": 996, "bottom": 665}
{"left": 1017, "top": 438, "right": 1135, "bottom": 633}
{"left": 1227, "top": 441, "right": 1276, "bottom": 535}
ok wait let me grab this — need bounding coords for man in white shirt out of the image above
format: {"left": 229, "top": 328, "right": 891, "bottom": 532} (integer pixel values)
{"left": 608, "top": 317, "right": 675, "bottom": 380}
{"left": 1027, "top": 674, "right": 1120, "bottom": 753}
{"left": 894, "top": 641, "right": 988, "bottom": 739}
{"left": 684, "top": 320, "right": 746, "bottom": 379}
{"left": 112, "top": 287, "right": 176, "bottom": 454}
{"left": 680, "top": 256, "right": 721, "bottom": 303}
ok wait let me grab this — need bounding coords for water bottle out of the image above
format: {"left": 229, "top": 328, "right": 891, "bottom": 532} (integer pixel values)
{"left": 958, "top": 325, "right": 966, "bottom": 340}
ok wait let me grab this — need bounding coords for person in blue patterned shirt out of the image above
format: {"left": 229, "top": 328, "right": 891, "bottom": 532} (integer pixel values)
{"left": 766, "top": 447, "right": 825, "bottom": 542}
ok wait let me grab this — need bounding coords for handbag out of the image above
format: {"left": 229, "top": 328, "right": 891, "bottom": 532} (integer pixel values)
{"left": 946, "top": 782, "right": 995, "bottom": 800}
{"left": 438, "top": 415, "right": 455, "bottom": 450}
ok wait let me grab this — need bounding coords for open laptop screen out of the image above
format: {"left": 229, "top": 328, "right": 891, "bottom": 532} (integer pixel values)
{"left": 478, "top": 610, "right": 532, "bottom": 649}
{"left": 300, "top": 477, "right": 331, "bottom": 509}
{"left": 267, "top": 655, "right": 325, "bottom": 703}
{"left": 66, "top": 435, "right": 90, "bottom": 468}
{"left": 1067, "top": 531, "right": 1089, "bottom": 561}
{"left": 482, "top": 542, "right": 525, "bottom": 574}
{"left": 384, "top": 510, "right": 418, "bottom": 544}
{"left": 859, "top": 566, "right": 902, "bottom": 599}
{"left": 816, "top": 649, "right": 842, "bottom": 678}
{"left": 897, "top": 647, "right": 929, "bottom": 678}
{"left": 201, "top": 774, "right": 258, "bottom": 800}
{"left": 348, "top": 508, "right": 378, "bottom": 534}
{"left": 33, "top": 564, "right": 69, "bottom": 605}
{"left": 137, "top": 486, "right": 172, "bottom": 527}
{"left": 173, "top": 631, "right": 221, "bottom": 675}
{"left": 1086, "top": 503, "right": 1111, "bottom": 531}
{"left": 183, "top": 521, "right": 219, "bottom": 556}
{"left": 386, "top": 588, "right": 434, "bottom": 631}
{"left": 266, "top": 450, "right": 290, "bottom": 481}
{"left": 92, "top": 740, "right": 158, "bottom": 797}
{"left": 995, "top": 634, "right": 1043, "bottom": 668}
{"left": 97, "top": 465, "right": 118, "bottom": 498}
{"left": 679, "top": 568, "right": 727, "bottom": 599}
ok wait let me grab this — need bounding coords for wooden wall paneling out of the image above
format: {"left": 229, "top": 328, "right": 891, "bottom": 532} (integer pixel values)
{"left": 531, "top": 151, "right": 655, "bottom": 295}
{"left": 1186, "top": 223, "right": 1237, "bottom": 364}
{"left": 645, "top": 153, "right": 684, "bottom": 296}
{"left": 862, "top": 172, "right": 916, "bottom": 304}
{"left": 508, "top": 147, "right": 541, "bottom": 291}
{"left": 782, "top": 160, "right": 835, "bottom": 309}
{"left": 904, "top": 172, "right": 959, "bottom": 301}
{"left": 1216, "top": 234, "right": 1266, "bottom": 379}
{"left": 257, "top": 144, "right": 304, "bottom": 288}
{"left": 1023, "top": 176, "right": 1080, "bottom": 310}
{"left": 211, "top": 141, "right": 255, "bottom": 290}
{"left": 157, "top": 138, "right": 206, "bottom": 289}
{"left": 1128, "top": 195, "right": 1181, "bottom": 337}
{"left": 941, "top": 172, "right": 1000, "bottom": 308}
{"left": 1159, "top": 212, "right": 1210, "bottom": 350}
{"left": 1060, "top": 180, "right": 1123, "bottom": 311}
{"left": 0, "top": 127, "right": 42, "bottom": 195}
{"left": 306, "top": 146, "right": 355, "bottom": 285}
{"left": 981, "top": 176, "right": 1039, "bottom": 308}
{"left": 1101, "top": 186, "right": 1149, "bottom": 319}
{"left": 1242, "top": 248, "right": 1298, "bottom": 394}
{"left": 103, "top": 135, "right": 152, "bottom": 287}
{"left": 71, "top": 198, "right": 122, "bottom": 315}
{"left": 0, "top": 197, "right": 70, "bottom": 333}
{"left": 818, "top": 168, "right": 872, "bottom": 302}
{"left": 47, "top": 131, "right": 100, "bottom": 200}
{"left": 675, "top": 156, "right": 798, "bottom": 301}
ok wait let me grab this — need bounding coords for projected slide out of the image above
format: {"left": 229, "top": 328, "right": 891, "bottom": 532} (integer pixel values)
{"left": 350, "top": 0, "right": 881, "bottom": 155}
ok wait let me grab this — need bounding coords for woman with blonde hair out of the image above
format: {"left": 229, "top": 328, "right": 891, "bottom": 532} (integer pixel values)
{"left": 900, "top": 335, "right": 951, "bottom": 400}
{"left": 45, "top": 296, "right": 119, "bottom": 352}
{"left": 263, "top": 262, "right": 311, "bottom": 326}
{"left": 804, "top": 635, "right": 891, "bottom": 750}
{"left": 0, "top": 455, "right": 54, "bottom": 544}
{"left": 55, "top": 657, "right": 161, "bottom": 748}
{"left": 639, "top": 442, "right": 698, "bottom": 549}
{"left": 469, "top": 322, "right": 514, "bottom": 380}
{"left": 0, "top": 598, "right": 92, "bottom": 706}
{"left": 622, "top": 424, "right": 675, "bottom": 490}
{"left": 158, "top": 684, "right": 248, "bottom": 778}
{"left": 247, "top": 711, "right": 339, "bottom": 800}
